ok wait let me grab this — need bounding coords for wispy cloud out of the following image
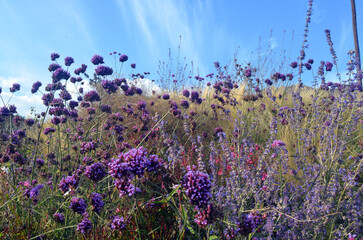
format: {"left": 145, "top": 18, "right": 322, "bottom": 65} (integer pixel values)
{"left": 115, "top": 0, "right": 210, "bottom": 75}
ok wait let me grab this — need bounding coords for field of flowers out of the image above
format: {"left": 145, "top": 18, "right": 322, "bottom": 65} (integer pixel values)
{"left": 0, "top": 2, "right": 362, "bottom": 240}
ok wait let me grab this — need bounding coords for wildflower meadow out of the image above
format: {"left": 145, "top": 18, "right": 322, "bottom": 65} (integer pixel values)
{"left": 0, "top": 1, "right": 362, "bottom": 239}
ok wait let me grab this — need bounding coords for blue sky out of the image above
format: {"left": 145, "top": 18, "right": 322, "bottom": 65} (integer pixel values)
{"left": 0, "top": 0, "right": 362, "bottom": 116}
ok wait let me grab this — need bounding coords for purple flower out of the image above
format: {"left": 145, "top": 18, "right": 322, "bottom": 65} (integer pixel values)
{"left": 52, "top": 68, "right": 70, "bottom": 82}
{"left": 48, "top": 63, "right": 61, "bottom": 72}
{"left": 90, "top": 192, "right": 104, "bottom": 213}
{"left": 119, "top": 54, "right": 128, "bottom": 62}
{"left": 109, "top": 147, "right": 149, "bottom": 178}
{"left": 10, "top": 83, "right": 20, "bottom": 93}
{"left": 290, "top": 61, "right": 298, "bottom": 68}
{"left": 64, "top": 57, "right": 74, "bottom": 66}
{"left": 69, "top": 100, "right": 78, "bottom": 109}
{"left": 182, "top": 89, "right": 190, "bottom": 98}
{"left": 70, "top": 197, "right": 87, "bottom": 214}
{"left": 74, "top": 64, "right": 87, "bottom": 75}
{"left": 58, "top": 175, "right": 79, "bottom": 193}
{"left": 308, "top": 59, "right": 314, "bottom": 64}
{"left": 43, "top": 127, "right": 56, "bottom": 135}
{"left": 304, "top": 63, "right": 312, "bottom": 70}
{"left": 35, "top": 158, "right": 44, "bottom": 167}
{"left": 42, "top": 93, "right": 54, "bottom": 106}
{"left": 100, "top": 104, "right": 112, "bottom": 113}
{"left": 265, "top": 79, "right": 273, "bottom": 85}
{"left": 28, "top": 184, "right": 44, "bottom": 199}
{"left": 162, "top": 94, "right": 170, "bottom": 100}
{"left": 131, "top": 63, "right": 136, "bottom": 69}
{"left": 51, "top": 53, "right": 60, "bottom": 61}
{"left": 25, "top": 118, "right": 35, "bottom": 126}
{"left": 182, "top": 166, "right": 211, "bottom": 208}
{"left": 272, "top": 140, "right": 286, "bottom": 148}
{"left": 190, "top": 91, "right": 199, "bottom": 102}
{"left": 53, "top": 213, "right": 65, "bottom": 223}
{"left": 77, "top": 217, "right": 92, "bottom": 234}
{"left": 84, "top": 90, "right": 101, "bottom": 102}
{"left": 84, "top": 162, "right": 107, "bottom": 182}
{"left": 325, "top": 61, "right": 333, "bottom": 71}
{"left": 101, "top": 80, "right": 118, "bottom": 94}
{"left": 31, "top": 81, "right": 42, "bottom": 94}
{"left": 244, "top": 68, "right": 252, "bottom": 77}
{"left": 0, "top": 106, "right": 10, "bottom": 116}
{"left": 91, "top": 55, "right": 105, "bottom": 65}
{"left": 59, "top": 90, "right": 72, "bottom": 101}
{"left": 137, "top": 100, "right": 147, "bottom": 110}
{"left": 180, "top": 99, "right": 190, "bottom": 109}
{"left": 145, "top": 155, "right": 162, "bottom": 173}
{"left": 110, "top": 216, "right": 127, "bottom": 230}
{"left": 114, "top": 178, "right": 140, "bottom": 197}
{"left": 8, "top": 105, "right": 16, "bottom": 114}
{"left": 95, "top": 65, "right": 113, "bottom": 76}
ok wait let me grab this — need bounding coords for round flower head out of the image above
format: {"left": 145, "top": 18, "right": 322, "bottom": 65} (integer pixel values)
{"left": 84, "top": 90, "right": 101, "bottom": 102}
{"left": 70, "top": 197, "right": 87, "bottom": 214}
{"left": 110, "top": 216, "right": 127, "bottom": 230}
{"left": 180, "top": 99, "right": 190, "bottom": 109}
{"left": 51, "top": 53, "right": 60, "bottom": 61}
{"left": 64, "top": 57, "right": 74, "bottom": 66}
{"left": 90, "top": 192, "right": 104, "bottom": 213}
{"left": 31, "top": 81, "right": 42, "bottom": 94}
{"left": 77, "top": 217, "right": 92, "bottom": 234}
{"left": 48, "top": 63, "right": 61, "bottom": 72}
{"left": 131, "top": 63, "right": 136, "bottom": 69}
{"left": 119, "top": 54, "right": 128, "bottom": 62}
{"left": 162, "top": 94, "right": 170, "bottom": 100}
{"left": 91, "top": 54, "right": 105, "bottom": 65}
{"left": 10, "top": 83, "right": 21, "bottom": 93}
{"left": 95, "top": 65, "right": 113, "bottom": 76}
{"left": 325, "top": 61, "right": 333, "bottom": 71}
{"left": 182, "top": 165, "right": 211, "bottom": 208}
{"left": 84, "top": 162, "right": 107, "bottom": 182}
{"left": 190, "top": 91, "right": 199, "bottom": 102}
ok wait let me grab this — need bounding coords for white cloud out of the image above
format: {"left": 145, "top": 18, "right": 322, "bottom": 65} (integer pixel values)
{"left": 127, "top": 78, "right": 161, "bottom": 96}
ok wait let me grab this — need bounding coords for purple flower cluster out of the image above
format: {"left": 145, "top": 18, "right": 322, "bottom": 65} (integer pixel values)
{"left": 101, "top": 80, "right": 118, "bottom": 94}
{"left": 31, "top": 81, "right": 42, "bottom": 94}
{"left": 181, "top": 165, "right": 211, "bottom": 208}
{"left": 51, "top": 52, "right": 60, "bottom": 61}
{"left": 52, "top": 68, "right": 70, "bottom": 82}
{"left": 119, "top": 54, "right": 128, "bottom": 62}
{"left": 84, "top": 90, "right": 101, "bottom": 102}
{"left": 108, "top": 147, "right": 162, "bottom": 197}
{"left": 10, "top": 83, "right": 20, "bottom": 93}
{"left": 77, "top": 217, "right": 92, "bottom": 234}
{"left": 70, "top": 197, "right": 87, "bottom": 214}
{"left": 110, "top": 216, "right": 127, "bottom": 230}
{"left": 48, "top": 63, "right": 61, "bottom": 72}
{"left": 64, "top": 57, "right": 74, "bottom": 66}
{"left": 84, "top": 162, "right": 107, "bottom": 182}
{"left": 95, "top": 65, "right": 113, "bottom": 76}
{"left": 74, "top": 64, "right": 87, "bottom": 75}
{"left": 91, "top": 54, "right": 105, "bottom": 65}
{"left": 58, "top": 174, "right": 79, "bottom": 193}
{"left": 90, "top": 192, "right": 104, "bottom": 213}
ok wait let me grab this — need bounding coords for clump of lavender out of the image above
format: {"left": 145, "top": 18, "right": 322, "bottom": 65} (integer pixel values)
{"left": 77, "top": 216, "right": 92, "bottom": 234}
{"left": 58, "top": 174, "right": 79, "bottom": 193}
{"left": 90, "top": 192, "right": 104, "bottom": 213}
{"left": 181, "top": 165, "right": 211, "bottom": 208}
{"left": 109, "top": 216, "right": 127, "bottom": 231}
{"left": 70, "top": 197, "right": 87, "bottom": 214}
{"left": 84, "top": 162, "right": 107, "bottom": 182}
